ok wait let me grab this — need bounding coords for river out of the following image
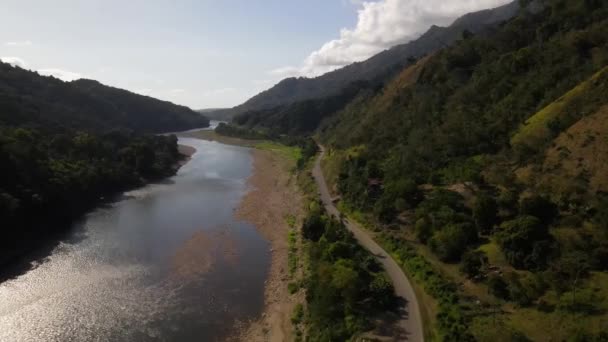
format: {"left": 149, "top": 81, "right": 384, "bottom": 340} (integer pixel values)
{"left": 0, "top": 136, "right": 269, "bottom": 341}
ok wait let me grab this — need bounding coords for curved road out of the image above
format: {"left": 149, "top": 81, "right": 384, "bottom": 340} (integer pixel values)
{"left": 312, "top": 145, "right": 424, "bottom": 342}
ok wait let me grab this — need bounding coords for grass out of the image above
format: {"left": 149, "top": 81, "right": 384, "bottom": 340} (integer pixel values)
{"left": 469, "top": 264, "right": 608, "bottom": 341}
{"left": 256, "top": 142, "right": 302, "bottom": 162}
{"left": 288, "top": 228, "right": 298, "bottom": 277}
{"left": 285, "top": 214, "right": 296, "bottom": 228}
{"left": 291, "top": 303, "right": 304, "bottom": 324}
{"left": 184, "top": 130, "right": 302, "bottom": 164}
{"left": 511, "top": 66, "right": 608, "bottom": 148}
{"left": 478, "top": 240, "right": 509, "bottom": 268}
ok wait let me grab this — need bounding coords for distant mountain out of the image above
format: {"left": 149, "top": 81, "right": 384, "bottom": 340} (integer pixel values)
{"left": 0, "top": 63, "right": 209, "bottom": 133}
{"left": 196, "top": 108, "right": 233, "bottom": 121}
{"left": 225, "top": 0, "right": 520, "bottom": 121}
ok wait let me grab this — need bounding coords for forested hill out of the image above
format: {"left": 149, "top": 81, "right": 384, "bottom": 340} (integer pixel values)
{"left": 0, "top": 62, "right": 207, "bottom": 265}
{"left": 216, "top": 0, "right": 608, "bottom": 339}
{"left": 0, "top": 62, "right": 209, "bottom": 133}
{"left": 311, "top": 0, "right": 608, "bottom": 340}
{"left": 208, "top": 0, "right": 521, "bottom": 124}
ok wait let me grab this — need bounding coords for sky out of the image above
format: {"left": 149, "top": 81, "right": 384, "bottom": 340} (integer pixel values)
{"left": 0, "top": 0, "right": 511, "bottom": 109}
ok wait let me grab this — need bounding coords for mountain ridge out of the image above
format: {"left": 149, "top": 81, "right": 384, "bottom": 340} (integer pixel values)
{"left": 0, "top": 63, "right": 209, "bottom": 133}
{"left": 207, "top": 0, "right": 521, "bottom": 121}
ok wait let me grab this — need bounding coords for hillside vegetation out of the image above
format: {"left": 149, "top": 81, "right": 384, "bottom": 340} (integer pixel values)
{"left": 220, "top": 0, "right": 608, "bottom": 339}
{"left": 0, "top": 63, "right": 209, "bottom": 133}
{"left": 223, "top": 1, "right": 522, "bottom": 132}
{"left": 315, "top": 0, "right": 608, "bottom": 340}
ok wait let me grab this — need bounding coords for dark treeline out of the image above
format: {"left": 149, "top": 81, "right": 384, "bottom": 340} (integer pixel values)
{"left": 0, "top": 62, "right": 209, "bottom": 264}
{"left": 0, "top": 62, "right": 209, "bottom": 133}
{"left": 0, "top": 128, "right": 183, "bottom": 237}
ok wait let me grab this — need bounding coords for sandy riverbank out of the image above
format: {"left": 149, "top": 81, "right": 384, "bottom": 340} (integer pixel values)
{"left": 177, "top": 144, "right": 197, "bottom": 167}
{"left": 184, "top": 131, "right": 305, "bottom": 341}
{"left": 234, "top": 148, "right": 304, "bottom": 342}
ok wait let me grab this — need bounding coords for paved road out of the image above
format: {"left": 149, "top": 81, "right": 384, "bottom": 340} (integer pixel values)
{"left": 312, "top": 145, "right": 424, "bottom": 342}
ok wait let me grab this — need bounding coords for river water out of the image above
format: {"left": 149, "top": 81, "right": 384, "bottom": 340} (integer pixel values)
{"left": 0, "top": 137, "right": 269, "bottom": 341}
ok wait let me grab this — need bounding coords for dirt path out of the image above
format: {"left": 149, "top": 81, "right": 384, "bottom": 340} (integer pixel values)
{"left": 313, "top": 144, "right": 424, "bottom": 342}
{"left": 233, "top": 149, "right": 304, "bottom": 342}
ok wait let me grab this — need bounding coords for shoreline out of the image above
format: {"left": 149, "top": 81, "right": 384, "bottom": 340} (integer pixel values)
{"left": 234, "top": 148, "right": 304, "bottom": 342}
{"left": 177, "top": 144, "right": 197, "bottom": 168}
{"left": 1, "top": 144, "right": 197, "bottom": 284}
{"left": 185, "top": 129, "right": 305, "bottom": 341}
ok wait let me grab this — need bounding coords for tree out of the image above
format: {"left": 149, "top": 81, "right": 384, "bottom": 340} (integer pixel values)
{"left": 473, "top": 195, "right": 498, "bottom": 233}
{"left": 429, "top": 223, "right": 477, "bottom": 262}
{"left": 550, "top": 252, "right": 591, "bottom": 308}
{"left": 374, "top": 195, "right": 396, "bottom": 223}
{"left": 488, "top": 274, "right": 509, "bottom": 300}
{"left": 460, "top": 250, "right": 488, "bottom": 279}
{"left": 520, "top": 195, "right": 558, "bottom": 224}
{"left": 496, "top": 216, "right": 551, "bottom": 269}
{"left": 415, "top": 217, "right": 433, "bottom": 243}
{"left": 302, "top": 210, "right": 325, "bottom": 242}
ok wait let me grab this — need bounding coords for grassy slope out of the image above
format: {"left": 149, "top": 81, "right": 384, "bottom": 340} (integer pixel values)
{"left": 517, "top": 104, "right": 608, "bottom": 198}
{"left": 511, "top": 66, "right": 608, "bottom": 149}
{"left": 184, "top": 130, "right": 302, "bottom": 162}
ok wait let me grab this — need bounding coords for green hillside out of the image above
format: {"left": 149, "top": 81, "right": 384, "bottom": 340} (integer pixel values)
{"left": 315, "top": 0, "right": 608, "bottom": 340}
{"left": 218, "top": 0, "right": 608, "bottom": 339}
{"left": 0, "top": 63, "right": 209, "bottom": 133}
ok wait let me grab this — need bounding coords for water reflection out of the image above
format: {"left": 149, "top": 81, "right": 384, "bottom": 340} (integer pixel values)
{"left": 0, "top": 138, "right": 269, "bottom": 341}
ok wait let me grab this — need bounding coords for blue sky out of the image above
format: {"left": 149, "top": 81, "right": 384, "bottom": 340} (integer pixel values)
{"left": 0, "top": 0, "right": 510, "bottom": 108}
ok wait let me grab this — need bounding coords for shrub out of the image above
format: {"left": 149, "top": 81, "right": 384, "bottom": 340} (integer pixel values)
{"left": 496, "top": 216, "right": 552, "bottom": 269}
{"left": 429, "top": 223, "right": 477, "bottom": 262}
{"left": 473, "top": 195, "right": 498, "bottom": 233}
{"left": 520, "top": 195, "right": 558, "bottom": 224}
{"left": 415, "top": 217, "right": 433, "bottom": 243}
{"left": 460, "top": 250, "right": 488, "bottom": 279}
{"left": 488, "top": 274, "right": 510, "bottom": 300}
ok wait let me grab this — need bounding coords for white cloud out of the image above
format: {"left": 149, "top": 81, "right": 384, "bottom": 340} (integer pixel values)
{"left": 38, "top": 68, "right": 83, "bottom": 82}
{"left": 5, "top": 40, "right": 32, "bottom": 47}
{"left": 169, "top": 88, "right": 187, "bottom": 94}
{"left": 0, "top": 56, "right": 28, "bottom": 68}
{"left": 274, "top": 0, "right": 511, "bottom": 78}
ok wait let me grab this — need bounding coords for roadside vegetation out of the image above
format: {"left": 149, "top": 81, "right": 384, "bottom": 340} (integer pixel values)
{"left": 300, "top": 203, "right": 397, "bottom": 341}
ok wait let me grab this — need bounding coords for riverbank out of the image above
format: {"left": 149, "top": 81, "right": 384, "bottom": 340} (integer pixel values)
{"left": 178, "top": 144, "right": 197, "bottom": 167}
{"left": 235, "top": 149, "right": 304, "bottom": 341}
{"left": 184, "top": 130, "right": 305, "bottom": 341}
